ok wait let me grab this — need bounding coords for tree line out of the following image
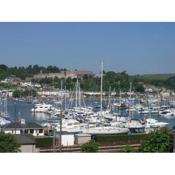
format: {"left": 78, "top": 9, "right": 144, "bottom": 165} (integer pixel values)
{"left": 31, "top": 71, "right": 145, "bottom": 93}
{"left": 2, "top": 63, "right": 175, "bottom": 92}
{"left": 0, "top": 64, "right": 67, "bottom": 80}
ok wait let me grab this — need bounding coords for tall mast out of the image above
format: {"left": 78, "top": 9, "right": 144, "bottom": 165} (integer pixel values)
{"left": 78, "top": 82, "right": 81, "bottom": 107}
{"left": 108, "top": 86, "right": 111, "bottom": 111}
{"left": 100, "top": 61, "right": 103, "bottom": 116}
{"left": 60, "top": 80, "right": 63, "bottom": 91}
{"left": 129, "top": 82, "right": 132, "bottom": 99}
{"left": 75, "top": 79, "right": 78, "bottom": 108}
{"left": 64, "top": 85, "right": 67, "bottom": 110}
{"left": 119, "top": 89, "right": 121, "bottom": 105}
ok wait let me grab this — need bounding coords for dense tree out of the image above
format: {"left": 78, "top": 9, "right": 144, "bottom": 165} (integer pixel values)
{"left": 13, "top": 89, "right": 38, "bottom": 98}
{"left": 3, "top": 64, "right": 175, "bottom": 92}
{"left": 0, "top": 64, "right": 8, "bottom": 71}
{"left": 140, "top": 128, "right": 172, "bottom": 153}
{"left": 0, "top": 133, "right": 20, "bottom": 152}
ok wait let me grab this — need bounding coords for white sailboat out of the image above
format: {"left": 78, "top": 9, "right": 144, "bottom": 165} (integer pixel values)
{"left": 84, "top": 61, "right": 129, "bottom": 135}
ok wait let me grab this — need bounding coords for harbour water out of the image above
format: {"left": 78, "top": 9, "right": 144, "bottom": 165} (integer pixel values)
{"left": 5, "top": 99, "right": 175, "bottom": 129}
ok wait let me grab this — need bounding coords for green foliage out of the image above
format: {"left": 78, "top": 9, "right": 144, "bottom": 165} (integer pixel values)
{"left": 134, "top": 74, "right": 175, "bottom": 90}
{"left": 0, "top": 64, "right": 66, "bottom": 80}
{"left": 135, "top": 73, "right": 175, "bottom": 81}
{"left": 3, "top": 63, "right": 175, "bottom": 91}
{"left": 81, "top": 141, "right": 99, "bottom": 153}
{"left": 32, "top": 71, "right": 145, "bottom": 93}
{"left": 13, "top": 89, "right": 38, "bottom": 98}
{"left": 0, "top": 83, "right": 17, "bottom": 89}
{"left": 140, "top": 129, "right": 172, "bottom": 153}
{"left": 165, "top": 76, "right": 175, "bottom": 90}
{"left": 94, "top": 134, "right": 149, "bottom": 146}
{"left": 35, "top": 137, "right": 53, "bottom": 148}
{"left": 13, "top": 90, "right": 21, "bottom": 98}
{"left": 123, "top": 145, "right": 135, "bottom": 153}
{"left": 0, "top": 133, "right": 20, "bottom": 152}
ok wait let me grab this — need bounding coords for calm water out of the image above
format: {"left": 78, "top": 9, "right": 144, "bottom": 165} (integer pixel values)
{"left": 5, "top": 99, "right": 175, "bottom": 128}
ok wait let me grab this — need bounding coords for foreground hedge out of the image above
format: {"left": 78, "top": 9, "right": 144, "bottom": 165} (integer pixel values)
{"left": 81, "top": 141, "right": 99, "bottom": 152}
{"left": 35, "top": 137, "right": 53, "bottom": 148}
{"left": 93, "top": 134, "right": 150, "bottom": 146}
{"left": 94, "top": 130, "right": 174, "bottom": 149}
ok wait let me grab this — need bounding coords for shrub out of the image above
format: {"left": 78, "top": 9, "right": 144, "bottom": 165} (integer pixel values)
{"left": 81, "top": 141, "right": 99, "bottom": 153}
{"left": 35, "top": 137, "right": 53, "bottom": 148}
{"left": 123, "top": 145, "right": 135, "bottom": 153}
{"left": 0, "top": 133, "right": 20, "bottom": 152}
{"left": 140, "top": 128, "right": 172, "bottom": 153}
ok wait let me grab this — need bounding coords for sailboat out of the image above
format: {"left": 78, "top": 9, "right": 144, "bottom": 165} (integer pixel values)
{"left": 82, "top": 61, "right": 129, "bottom": 135}
{"left": 0, "top": 96, "right": 11, "bottom": 126}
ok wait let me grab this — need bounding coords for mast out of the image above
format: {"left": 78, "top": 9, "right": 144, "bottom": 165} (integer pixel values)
{"left": 61, "top": 80, "right": 63, "bottom": 91}
{"left": 100, "top": 61, "right": 103, "bottom": 117}
{"left": 78, "top": 82, "right": 81, "bottom": 107}
{"left": 75, "top": 79, "right": 78, "bottom": 108}
{"left": 119, "top": 89, "right": 121, "bottom": 105}
{"left": 64, "top": 85, "right": 67, "bottom": 110}
{"left": 129, "top": 82, "right": 132, "bottom": 99}
{"left": 108, "top": 86, "right": 111, "bottom": 111}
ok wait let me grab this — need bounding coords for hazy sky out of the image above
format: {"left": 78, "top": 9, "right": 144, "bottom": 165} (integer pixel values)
{"left": 0, "top": 22, "right": 175, "bottom": 75}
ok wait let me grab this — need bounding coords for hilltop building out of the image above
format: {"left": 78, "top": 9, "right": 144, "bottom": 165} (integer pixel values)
{"left": 34, "top": 70, "right": 95, "bottom": 79}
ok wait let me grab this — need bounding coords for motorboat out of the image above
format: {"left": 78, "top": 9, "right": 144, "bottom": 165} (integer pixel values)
{"left": 125, "top": 120, "right": 144, "bottom": 129}
{"left": 55, "top": 118, "right": 88, "bottom": 132}
{"left": 31, "top": 103, "right": 55, "bottom": 113}
{"left": 159, "top": 109, "right": 174, "bottom": 118}
{"left": 82, "top": 126, "right": 129, "bottom": 135}
{"left": 0, "top": 116, "right": 11, "bottom": 126}
{"left": 144, "top": 118, "right": 168, "bottom": 128}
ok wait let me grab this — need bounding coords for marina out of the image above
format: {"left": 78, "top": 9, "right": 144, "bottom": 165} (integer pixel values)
{"left": 0, "top": 22, "right": 175, "bottom": 154}
{"left": 1, "top": 93, "right": 175, "bottom": 132}
{"left": 0, "top": 62, "right": 173, "bottom": 136}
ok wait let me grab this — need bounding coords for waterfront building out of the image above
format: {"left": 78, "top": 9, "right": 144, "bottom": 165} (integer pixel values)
{"left": 2, "top": 119, "right": 44, "bottom": 136}
{"left": 74, "top": 133, "right": 91, "bottom": 145}
{"left": 54, "top": 132, "right": 75, "bottom": 146}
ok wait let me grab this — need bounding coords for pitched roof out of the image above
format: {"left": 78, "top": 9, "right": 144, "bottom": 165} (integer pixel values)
{"left": 3, "top": 122, "right": 43, "bottom": 129}
{"left": 14, "top": 135, "right": 35, "bottom": 145}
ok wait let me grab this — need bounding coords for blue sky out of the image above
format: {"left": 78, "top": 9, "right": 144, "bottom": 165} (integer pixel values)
{"left": 0, "top": 22, "right": 175, "bottom": 75}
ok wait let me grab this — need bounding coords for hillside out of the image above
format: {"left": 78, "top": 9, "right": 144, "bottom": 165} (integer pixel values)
{"left": 134, "top": 73, "right": 175, "bottom": 81}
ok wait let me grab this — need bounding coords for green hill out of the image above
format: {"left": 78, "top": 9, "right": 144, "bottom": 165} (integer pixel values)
{"left": 134, "top": 73, "right": 175, "bottom": 81}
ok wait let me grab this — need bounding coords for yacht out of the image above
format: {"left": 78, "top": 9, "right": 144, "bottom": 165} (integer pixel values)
{"left": 125, "top": 119, "right": 144, "bottom": 129}
{"left": 138, "top": 107, "right": 150, "bottom": 114}
{"left": 82, "top": 126, "right": 129, "bottom": 135}
{"left": 159, "top": 109, "right": 174, "bottom": 118}
{"left": 144, "top": 118, "right": 168, "bottom": 128}
{"left": 0, "top": 116, "right": 11, "bottom": 126}
{"left": 55, "top": 118, "right": 87, "bottom": 133}
{"left": 31, "top": 103, "right": 54, "bottom": 113}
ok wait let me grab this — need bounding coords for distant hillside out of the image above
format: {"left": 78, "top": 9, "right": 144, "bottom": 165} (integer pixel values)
{"left": 133, "top": 73, "right": 175, "bottom": 81}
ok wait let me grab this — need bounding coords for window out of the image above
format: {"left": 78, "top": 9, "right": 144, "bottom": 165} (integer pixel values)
{"left": 30, "top": 129, "right": 34, "bottom": 134}
{"left": 39, "top": 129, "right": 43, "bottom": 133}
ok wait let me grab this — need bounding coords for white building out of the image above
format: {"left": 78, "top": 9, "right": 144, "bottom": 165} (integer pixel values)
{"left": 38, "top": 90, "right": 69, "bottom": 97}
{"left": 2, "top": 119, "right": 44, "bottom": 137}
{"left": 55, "top": 132, "right": 75, "bottom": 146}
